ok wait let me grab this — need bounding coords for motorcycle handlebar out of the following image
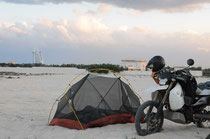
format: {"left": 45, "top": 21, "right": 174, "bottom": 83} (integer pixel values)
{"left": 156, "top": 69, "right": 190, "bottom": 83}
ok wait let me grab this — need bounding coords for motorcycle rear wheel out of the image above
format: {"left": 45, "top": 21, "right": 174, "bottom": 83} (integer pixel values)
{"left": 196, "top": 106, "right": 210, "bottom": 128}
{"left": 135, "top": 100, "right": 164, "bottom": 136}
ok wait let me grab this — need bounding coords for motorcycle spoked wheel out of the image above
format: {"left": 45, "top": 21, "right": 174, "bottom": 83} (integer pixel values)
{"left": 135, "top": 100, "right": 164, "bottom": 136}
{"left": 196, "top": 106, "right": 210, "bottom": 128}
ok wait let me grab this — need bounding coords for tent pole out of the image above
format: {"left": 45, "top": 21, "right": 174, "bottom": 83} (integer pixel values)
{"left": 65, "top": 95, "right": 85, "bottom": 130}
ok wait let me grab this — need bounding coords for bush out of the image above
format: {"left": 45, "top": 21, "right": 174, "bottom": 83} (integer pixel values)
{"left": 80, "top": 64, "right": 126, "bottom": 73}
{"left": 189, "top": 67, "right": 202, "bottom": 71}
{"left": 58, "top": 63, "right": 126, "bottom": 73}
{"left": 203, "top": 68, "right": 210, "bottom": 76}
{"left": 0, "top": 63, "right": 126, "bottom": 74}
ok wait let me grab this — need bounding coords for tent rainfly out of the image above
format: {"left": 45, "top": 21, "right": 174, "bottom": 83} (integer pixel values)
{"left": 50, "top": 73, "right": 141, "bottom": 129}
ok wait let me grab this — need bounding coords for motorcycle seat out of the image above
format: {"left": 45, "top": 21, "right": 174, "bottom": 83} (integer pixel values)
{"left": 196, "top": 88, "right": 210, "bottom": 96}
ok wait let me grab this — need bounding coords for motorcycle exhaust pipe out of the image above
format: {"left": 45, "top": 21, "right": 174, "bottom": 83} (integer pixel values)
{"left": 193, "top": 114, "right": 210, "bottom": 120}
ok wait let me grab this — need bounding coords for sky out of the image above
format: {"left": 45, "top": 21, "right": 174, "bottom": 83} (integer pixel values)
{"left": 0, "top": 0, "right": 210, "bottom": 68}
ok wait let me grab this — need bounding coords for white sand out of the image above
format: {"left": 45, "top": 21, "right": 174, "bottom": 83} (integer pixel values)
{"left": 0, "top": 67, "right": 209, "bottom": 139}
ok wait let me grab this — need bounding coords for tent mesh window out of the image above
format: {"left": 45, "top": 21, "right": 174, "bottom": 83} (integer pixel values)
{"left": 50, "top": 74, "right": 140, "bottom": 129}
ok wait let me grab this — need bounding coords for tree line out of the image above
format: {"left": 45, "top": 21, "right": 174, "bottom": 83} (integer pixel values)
{"left": 0, "top": 63, "right": 127, "bottom": 73}
{"left": 1, "top": 63, "right": 210, "bottom": 75}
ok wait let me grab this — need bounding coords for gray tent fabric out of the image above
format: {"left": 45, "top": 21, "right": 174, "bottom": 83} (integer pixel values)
{"left": 50, "top": 73, "right": 141, "bottom": 129}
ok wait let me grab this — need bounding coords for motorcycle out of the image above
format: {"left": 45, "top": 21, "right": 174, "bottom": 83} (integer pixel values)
{"left": 135, "top": 58, "right": 210, "bottom": 136}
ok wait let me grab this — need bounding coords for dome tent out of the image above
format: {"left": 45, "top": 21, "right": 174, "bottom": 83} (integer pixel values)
{"left": 49, "top": 71, "right": 141, "bottom": 129}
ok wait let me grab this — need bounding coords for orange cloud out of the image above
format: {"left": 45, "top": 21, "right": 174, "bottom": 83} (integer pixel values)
{"left": 124, "top": 9, "right": 141, "bottom": 16}
{"left": 10, "top": 27, "right": 23, "bottom": 33}
{"left": 197, "top": 47, "right": 210, "bottom": 52}
{"left": 9, "top": 26, "right": 29, "bottom": 35}
{"left": 86, "top": 4, "right": 112, "bottom": 15}
{"left": 73, "top": 9, "right": 82, "bottom": 15}
{"left": 40, "top": 19, "right": 53, "bottom": 28}
{"left": 98, "top": 4, "right": 111, "bottom": 14}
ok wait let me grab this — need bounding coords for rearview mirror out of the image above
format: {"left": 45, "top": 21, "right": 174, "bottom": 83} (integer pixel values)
{"left": 187, "top": 59, "right": 194, "bottom": 66}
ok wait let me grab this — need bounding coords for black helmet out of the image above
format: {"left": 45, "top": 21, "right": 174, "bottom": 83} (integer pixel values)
{"left": 146, "top": 56, "right": 165, "bottom": 72}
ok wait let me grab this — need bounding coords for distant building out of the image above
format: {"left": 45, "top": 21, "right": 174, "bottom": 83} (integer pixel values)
{"left": 33, "top": 50, "right": 44, "bottom": 64}
{"left": 121, "top": 59, "right": 146, "bottom": 71}
{"left": 8, "top": 61, "right": 15, "bottom": 65}
{"left": 174, "top": 66, "right": 185, "bottom": 71}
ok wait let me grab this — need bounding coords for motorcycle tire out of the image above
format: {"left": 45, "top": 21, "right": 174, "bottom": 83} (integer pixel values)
{"left": 135, "top": 100, "right": 164, "bottom": 136}
{"left": 196, "top": 106, "right": 210, "bottom": 128}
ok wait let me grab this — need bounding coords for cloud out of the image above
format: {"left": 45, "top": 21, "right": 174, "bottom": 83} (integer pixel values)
{"left": 40, "top": 19, "right": 53, "bottom": 28}
{"left": 1, "top": 0, "right": 210, "bottom": 12}
{"left": 86, "top": 4, "right": 112, "bottom": 15}
{"left": 162, "top": 3, "right": 204, "bottom": 13}
{"left": 73, "top": 9, "right": 82, "bottom": 15}
{"left": 124, "top": 10, "right": 141, "bottom": 16}
{"left": 1, "top": 16, "right": 210, "bottom": 67}
{"left": 197, "top": 47, "right": 210, "bottom": 52}
{"left": 98, "top": 4, "right": 111, "bottom": 14}
{"left": 9, "top": 26, "right": 23, "bottom": 33}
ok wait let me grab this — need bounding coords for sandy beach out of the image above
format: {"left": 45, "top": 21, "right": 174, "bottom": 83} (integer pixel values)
{"left": 0, "top": 67, "right": 209, "bottom": 139}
